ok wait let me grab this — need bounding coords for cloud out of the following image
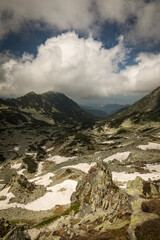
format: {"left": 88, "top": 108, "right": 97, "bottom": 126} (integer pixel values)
{"left": 0, "top": 0, "right": 94, "bottom": 38}
{"left": 96, "top": 0, "right": 160, "bottom": 44}
{"left": 120, "top": 52, "right": 160, "bottom": 94}
{"left": 0, "top": 32, "right": 159, "bottom": 98}
{"left": 127, "top": 0, "right": 160, "bottom": 44}
{"left": 0, "top": 0, "right": 160, "bottom": 44}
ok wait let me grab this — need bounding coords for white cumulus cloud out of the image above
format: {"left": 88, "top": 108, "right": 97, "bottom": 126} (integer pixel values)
{"left": 0, "top": 32, "right": 159, "bottom": 98}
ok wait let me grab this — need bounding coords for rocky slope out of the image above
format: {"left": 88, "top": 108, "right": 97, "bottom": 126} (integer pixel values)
{"left": 108, "top": 86, "right": 160, "bottom": 127}
{"left": 35, "top": 162, "right": 160, "bottom": 240}
{"left": 0, "top": 86, "right": 160, "bottom": 239}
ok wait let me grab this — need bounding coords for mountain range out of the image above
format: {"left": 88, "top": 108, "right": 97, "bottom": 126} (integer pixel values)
{"left": 0, "top": 91, "right": 95, "bottom": 128}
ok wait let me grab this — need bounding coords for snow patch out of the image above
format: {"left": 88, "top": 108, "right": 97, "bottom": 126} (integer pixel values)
{"left": 46, "top": 147, "right": 54, "bottom": 152}
{"left": 14, "top": 146, "right": 20, "bottom": 152}
{"left": 62, "top": 162, "right": 96, "bottom": 173}
{"left": 26, "top": 152, "right": 37, "bottom": 157}
{"left": 17, "top": 169, "right": 25, "bottom": 175}
{"left": 22, "top": 180, "right": 77, "bottom": 211}
{"left": 11, "top": 163, "right": 22, "bottom": 170}
{"left": 46, "top": 155, "right": 75, "bottom": 164}
{"left": 138, "top": 142, "right": 160, "bottom": 150}
{"left": 145, "top": 164, "right": 160, "bottom": 173}
{"left": 0, "top": 187, "right": 15, "bottom": 210}
{"left": 103, "top": 152, "right": 130, "bottom": 163}
{"left": 0, "top": 179, "right": 77, "bottom": 211}
{"left": 35, "top": 162, "right": 44, "bottom": 176}
{"left": 29, "top": 173, "right": 55, "bottom": 186}
{"left": 112, "top": 171, "right": 160, "bottom": 188}
{"left": 101, "top": 140, "right": 115, "bottom": 144}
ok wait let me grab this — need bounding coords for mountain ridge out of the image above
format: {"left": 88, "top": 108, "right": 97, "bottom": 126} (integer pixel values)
{"left": 108, "top": 86, "right": 160, "bottom": 126}
{"left": 0, "top": 91, "right": 96, "bottom": 127}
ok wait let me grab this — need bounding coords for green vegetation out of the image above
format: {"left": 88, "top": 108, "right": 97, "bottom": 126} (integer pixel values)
{"left": 36, "top": 202, "right": 80, "bottom": 227}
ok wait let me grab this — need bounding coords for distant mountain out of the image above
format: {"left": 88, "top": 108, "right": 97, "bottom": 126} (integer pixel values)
{"left": 80, "top": 105, "right": 108, "bottom": 119}
{"left": 80, "top": 103, "right": 129, "bottom": 119}
{"left": 0, "top": 91, "right": 95, "bottom": 128}
{"left": 109, "top": 86, "right": 160, "bottom": 126}
{"left": 102, "top": 104, "right": 129, "bottom": 115}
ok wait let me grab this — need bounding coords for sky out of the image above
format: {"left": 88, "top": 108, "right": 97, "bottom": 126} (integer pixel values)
{"left": 0, "top": 0, "right": 160, "bottom": 105}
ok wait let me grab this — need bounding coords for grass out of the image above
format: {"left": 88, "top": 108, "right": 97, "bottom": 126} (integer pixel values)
{"left": 36, "top": 202, "right": 80, "bottom": 228}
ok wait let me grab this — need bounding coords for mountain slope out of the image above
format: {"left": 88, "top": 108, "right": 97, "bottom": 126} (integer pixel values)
{"left": 0, "top": 91, "right": 95, "bottom": 128}
{"left": 109, "top": 86, "right": 160, "bottom": 127}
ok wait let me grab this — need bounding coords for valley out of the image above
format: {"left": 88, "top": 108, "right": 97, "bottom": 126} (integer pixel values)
{"left": 0, "top": 88, "right": 160, "bottom": 240}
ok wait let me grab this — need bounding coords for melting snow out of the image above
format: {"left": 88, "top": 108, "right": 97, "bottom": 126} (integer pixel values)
{"left": 11, "top": 163, "right": 22, "bottom": 169}
{"left": 17, "top": 169, "right": 25, "bottom": 175}
{"left": 103, "top": 152, "right": 130, "bottom": 163}
{"left": 101, "top": 140, "right": 115, "bottom": 144}
{"left": 138, "top": 142, "right": 160, "bottom": 150}
{"left": 35, "top": 162, "right": 44, "bottom": 176}
{"left": 0, "top": 180, "right": 77, "bottom": 211}
{"left": 62, "top": 162, "right": 96, "bottom": 173}
{"left": 26, "top": 152, "right": 37, "bottom": 157}
{"left": 46, "top": 155, "right": 75, "bottom": 164}
{"left": 112, "top": 171, "right": 160, "bottom": 188}
{"left": 24, "top": 180, "right": 77, "bottom": 211}
{"left": 46, "top": 147, "right": 54, "bottom": 152}
{"left": 14, "top": 146, "right": 20, "bottom": 152}
{"left": 145, "top": 164, "right": 160, "bottom": 173}
{"left": 0, "top": 187, "right": 15, "bottom": 210}
{"left": 29, "top": 173, "right": 55, "bottom": 186}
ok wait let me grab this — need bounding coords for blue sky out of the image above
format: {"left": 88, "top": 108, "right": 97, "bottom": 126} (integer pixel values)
{"left": 0, "top": 0, "right": 160, "bottom": 105}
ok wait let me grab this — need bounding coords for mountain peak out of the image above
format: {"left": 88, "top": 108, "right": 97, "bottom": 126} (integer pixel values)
{"left": 25, "top": 91, "right": 37, "bottom": 96}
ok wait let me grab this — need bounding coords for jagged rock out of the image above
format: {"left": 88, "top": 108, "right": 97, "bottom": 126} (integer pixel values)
{"left": 127, "top": 176, "right": 159, "bottom": 196}
{"left": 53, "top": 161, "right": 133, "bottom": 238}
{"left": 0, "top": 218, "right": 30, "bottom": 240}
{"left": 7, "top": 174, "right": 46, "bottom": 204}
{"left": 71, "top": 161, "right": 132, "bottom": 216}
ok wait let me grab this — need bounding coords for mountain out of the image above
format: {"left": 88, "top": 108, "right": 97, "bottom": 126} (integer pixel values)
{"left": 103, "top": 103, "right": 130, "bottom": 115}
{"left": 109, "top": 86, "right": 160, "bottom": 127}
{"left": 79, "top": 105, "right": 108, "bottom": 118}
{"left": 0, "top": 91, "right": 95, "bottom": 128}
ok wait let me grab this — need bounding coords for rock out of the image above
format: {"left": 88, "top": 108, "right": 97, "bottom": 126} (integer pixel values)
{"left": 127, "top": 176, "right": 144, "bottom": 194}
{"left": 53, "top": 161, "right": 133, "bottom": 237}
{"left": 0, "top": 218, "right": 31, "bottom": 240}
{"left": 7, "top": 174, "right": 46, "bottom": 204}
{"left": 127, "top": 176, "right": 160, "bottom": 196}
{"left": 0, "top": 195, "right": 7, "bottom": 201}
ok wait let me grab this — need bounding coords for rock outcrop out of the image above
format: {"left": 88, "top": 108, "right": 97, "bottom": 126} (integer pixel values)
{"left": 0, "top": 218, "right": 31, "bottom": 240}
{"left": 51, "top": 162, "right": 133, "bottom": 239}
{"left": 127, "top": 176, "right": 160, "bottom": 197}
{"left": 7, "top": 174, "right": 46, "bottom": 204}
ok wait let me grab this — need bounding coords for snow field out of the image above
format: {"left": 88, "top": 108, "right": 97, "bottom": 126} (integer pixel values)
{"left": 103, "top": 151, "right": 130, "bottom": 163}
